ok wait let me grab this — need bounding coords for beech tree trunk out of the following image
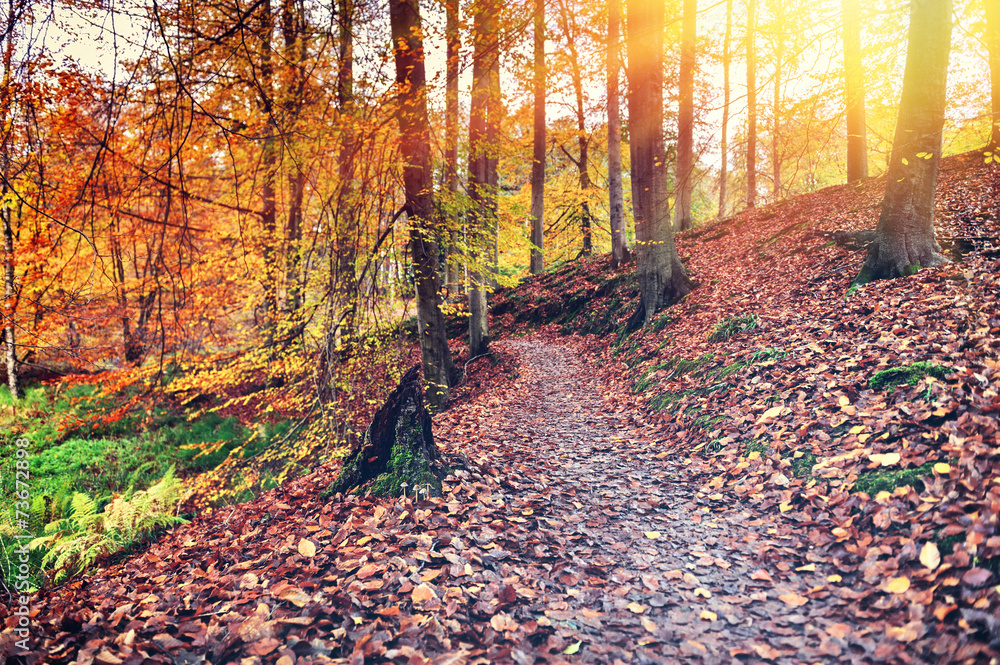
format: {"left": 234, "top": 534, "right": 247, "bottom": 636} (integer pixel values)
{"left": 325, "top": 366, "right": 442, "bottom": 497}
{"left": 445, "top": 0, "right": 461, "bottom": 289}
{"left": 608, "top": 0, "right": 629, "bottom": 266}
{"left": 674, "top": 0, "right": 696, "bottom": 232}
{"left": 389, "top": 0, "right": 459, "bottom": 408}
{"left": 843, "top": 0, "right": 869, "bottom": 181}
{"left": 530, "top": 0, "right": 545, "bottom": 274}
{"left": 627, "top": 0, "right": 693, "bottom": 323}
{"left": 259, "top": 0, "right": 279, "bottom": 337}
{"left": 746, "top": 0, "right": 757, "bottom": 209}
{"left": 718, "top": 0, "right": 732, "bottom": 219}
{"left": 853, "top": 0, "right": 952, "bottom": 286}
{"left": 770, "top": 0, "right": 783, "bottom": 201}
{"left": 468, "top": 0, "right": 500, "bottom": 358}
{"left": 0, "top": 0, "right": 18, "bottom": 400}
{"left": 987, "top": 0, "right": 1000, "bottom": 151}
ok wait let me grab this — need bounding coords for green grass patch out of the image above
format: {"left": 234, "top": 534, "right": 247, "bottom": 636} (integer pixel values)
{"left": 707, "top": 313, "right": 760, "bottom": 342}
{"left": 868, "top": 362, "right": 952, "bottom": 392}
{"left": 789, "top": 451, "right": 817, "bottom": 478}
{"left": 744, "top": 441, "right": 769, "bottom": 457}
{"left": 853, "top": 462, "right": 934, "bottom": 496}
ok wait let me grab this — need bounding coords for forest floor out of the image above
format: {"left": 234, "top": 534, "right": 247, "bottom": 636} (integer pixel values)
{"left": 5, "top": 150, "right": 1000, "bottom": 665}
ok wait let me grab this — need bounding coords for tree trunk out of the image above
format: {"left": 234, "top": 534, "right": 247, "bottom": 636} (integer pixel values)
{"left": 627, "top": 0, "right": 693, "bottom": 323}
{"left": 986, "top": 0, "right": 1000, "bottom": 151}
{"left": 718, "top": 0, "right": 732, "bottom": 219}
{"left": 325, "top": 366, "right": 443, "bottom": 497}
{"left": 746, "top": 0, "right": 757, "bottom": 209}
{"left": 770, "top": 0, "right": 783, "bottom": 201}
{"left": 608, "top": 0, "right": 629, "bottom": 266}
{"left": 843, "top": 0, "right": 868, "bottom": 181}
{"left": 674, "top": 0, "right": 696, "bottom": 232}
{"left": 468, "top": 0, "right": 499, "bottom": 358}
{"left": 389, "top": 0, "right": 459, "bottom": 409}
{"left": 259, "top": 0, "right": 279, "bottom": 338}
{"left": 445, "top": 0, "right": 462, "bottom": 288}
{"left": 0, "top": 0, "right": 18, "bottom": 401}
{"left": 283, "top": 0, "right": 306, "bottom": 314}
{"left": 530, "top": 0, "right": 545, "bottom": 274}
{"left": 335, "top": 0, "right": 358, "bottom": 345}
{"left": 853, "top": 0, "right": 952, "bottom": 286}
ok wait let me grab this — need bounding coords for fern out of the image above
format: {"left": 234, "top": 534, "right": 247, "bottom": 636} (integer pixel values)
{"left": 29, "top": 466, "right": 188, "bottom": 584}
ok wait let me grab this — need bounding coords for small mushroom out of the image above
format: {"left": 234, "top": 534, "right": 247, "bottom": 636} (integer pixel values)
{"left": 400, "top": 482, "right": 409, "bottom": 499}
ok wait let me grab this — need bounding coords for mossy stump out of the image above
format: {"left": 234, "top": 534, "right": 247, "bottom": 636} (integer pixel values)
{"left": 325, "top": 366, "right": 443, "bottom": 498}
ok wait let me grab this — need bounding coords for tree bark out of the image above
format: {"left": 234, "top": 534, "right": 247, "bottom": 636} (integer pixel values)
{"left": 853, "top": 0, "right": 952, "bottom": 285}
{"left": 746, "top": 0, "right": 757, "bottom": 209}
{"left": 843, "top": 0, "right": 868, "bottom": 181}
{"left": 718, "top": 0, "right": 732, "bottom": 219}
{"left": 445, "top": 0, "right": 461, "bottom": 289}
{"left": 325, "top": 366, "right": 443, "bottom": 497}
{"left": 986, "top": 0, "right": 1000, "bottom": 151}
{"left": 259, "top": 0, "right": 279, "bottom": 338}
{"left": 770, "top": 0, "right": 783, "bottom": 201}
{"left": 389, "top": 0, "right": 459, "bottom": 408}
{"left": 627, "top": 0, "right": 693, "bottom": 323}
{"left": 468, "top": 0, "right": 500, "bottom": 358}
{"left": 674, "top": 0, "right": 696, "bottom": 232}
{"left": 608, "top": 0, "right": 629, "bottom": 266}
{"left": 530, "top": 0, "right": 545, "bottom": 274}
{"left": 0, "top": 0, "right": 18, "bottom": 400}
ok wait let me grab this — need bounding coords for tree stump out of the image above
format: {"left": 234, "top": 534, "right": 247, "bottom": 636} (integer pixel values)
{"left": 325, "top": 365, "right": 443, "bottom": 497}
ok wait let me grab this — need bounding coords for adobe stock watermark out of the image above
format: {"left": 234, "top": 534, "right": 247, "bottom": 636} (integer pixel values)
{"left": 10, "top": 437, "right": 33, "bottom": 652}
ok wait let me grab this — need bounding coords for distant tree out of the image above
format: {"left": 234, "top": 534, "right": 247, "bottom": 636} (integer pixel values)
{"left": 443, "top": 0, "right": 462, "bottom": 290}
{"left": 608, "top": 0, "right": 629, "bottom": 266}
{"left": 769, "top": 0, "right": 783, "bottom": 200}
{"left": 389, "top": 0, "right": 459, "bottom": 407}
{"left": 468, "top": 0, "right": 501, "bottom": 357}
{"left": 718, "top": 0, "right": 733, "bottom": 219}
{"left": 746, "top": 0, "right": 758, "bottom": 209}
{"left": 842, "top": 0, "right": 868, "bottom": 181}
{"left": 627, "top": 0, "right": 693, "bottom": 323}
{"left": 674, "top": 0, "right": 696, "bottom": 231}
{"left": 530, "top": 0, "right": 545, "bottom": 274}
{"left": 853, "top": 0, "right": 953, "bottom": 286}
{"left": 987, "top": 0, "right": 1000, "bottom": 152}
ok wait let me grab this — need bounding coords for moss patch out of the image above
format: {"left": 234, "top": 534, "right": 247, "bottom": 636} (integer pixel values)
{"left": 707, "top": 313, "right": 760, "bottom": 342}
{"left": 853, "top": 462, "right": 934, "bottom": 496}
{"left": 789, "top": 451, "right": 817, "bottom": 478}
{"left": 869, "top": 362, "right": 952, "bottom": 392}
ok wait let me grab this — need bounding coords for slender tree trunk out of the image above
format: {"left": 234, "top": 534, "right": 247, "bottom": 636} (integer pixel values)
{"left": 530, "top": 0, "right": 545, "bottom": 274}
{"left": 259, "top": 0, "right": 279, "bottom": 337}
{"left": 627, "top": 0, "right": 693, "bottom": 323}
{"left": 843, "top": 0, "right": 868, "bottom": 181}
{"left": 445, "top": 0, "right": 461, "bottom": 287}
{"left": 283, "top": 0, "right": 305, "bottom": 313}
{"left": 467, "top": 0, "right": 499, "bottom": 357}
{"left": 718, "top": 0, "right": 732, "bottom": 218}
{"left": 746, "top": 0, "right": 757, "bottom": 209}
{"left": 335, "top": 0, "right": 358, "bottom": 341}
{"left": 853, "top": 0, "right": 952, "bottom": 285}
{"left": 771, "top": 0, "right": 783, "bottom": 201}
{"left": 1, "top": 17, "right": 18, "bottom": 400}
{"left": 986, "top": 0, "right": 1000, "bottom": 151}
{"left": 674, "top": 0, "right": 697, "bottom": 231}
{"left": 389, "top": 0, "right": 458, "bottom": 408}
{"left": 608, "top": 0, "right": 629, "bottom": 266}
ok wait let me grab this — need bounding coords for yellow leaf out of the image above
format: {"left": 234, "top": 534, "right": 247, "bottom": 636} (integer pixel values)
{"left": 933, "top": 462, "right": 951, "bottom": 474}
{"left": 919, "top": 542, "right": 941, "bottom": 570}
{"left": 758, "top": 405, "right": 783, "bottom": 422}
{"left": 828, "top": 574, "right": 842, "bottom": 583}
{"left": 298, "top": 538, "right": 316, "bottom": 558}
{"left": 795, "top": 564, "right": 816, "bottom": 572}
{"left": 627, "top": 602, "right": 646, "bottom": 614}
{"left": 849, "top": 425, "right": 865, "bottom": 435}
{"left": 778, "top": 593, "right": 809, "bottom": 607}
{"left": 562, "top": 641, "right": 582, "bottom": 655}
{"left": 838, "top": 395, "right": 850, "bottom": 407}
{"left": 641, "top": 616, "right": 658, "bottom": 633}
{"left": 694, "top": 588, "right": 711, "bottom": 599}
{"left": 883, "top": 576, "right": 911, "bottom": 594}
{"left": 700, "top": 610, "right": 717, "bottom": 621}
{"left": 902, "top": 157, "right": 909, "bottom": 165}
{"left": 644, "top": 531, "right": 661, "bottom": 539}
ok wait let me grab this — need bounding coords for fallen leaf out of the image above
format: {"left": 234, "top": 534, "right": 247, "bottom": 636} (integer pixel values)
{"left": 962, "top": 568, "right": 993, "bottom": 586}
{"left": 750, "top": 569, "right": 773, "bottom": 583}
{"left": 563, "top": 641, "right": 582, "bottom": 655}
{"left": 933, "top": 462, "right": 952, "bottom": 474}
{"left": 886, "top": 621, "right": 923, "bottom": 642}
{"left": 882, "top": 576, "right": 911, "bottom": 594}
{"left": 412, "top": 584, "right": 438, "bottom": 603}
{"left": 827, "top": 623, "right": 851, "bottom": 639}
{"left": 919, "top": 542, "right": 941, "bottom": 570}
{"left": 641, "top": 617, "right": 658, "bottom": 633}
{"left": 644, "top": 531, "right": 661, "bottom": 539}
{"left": 298, "top": 538, "right": 316, "bottom": 558}
{"left": 700, "top": 610, "right": 717, "bottom": 621}
{"left": 694, "top": 588, "right": 711, "bottom": 598}
{"left": 778, "top": 593, "right": 809, "bottom": 607}
{"left": 627, "top": 602, "right": 646, "bottom": 614}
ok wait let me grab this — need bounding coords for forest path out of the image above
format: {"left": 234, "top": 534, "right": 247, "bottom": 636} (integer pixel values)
{"left": 443, "top": 336, "right": 875, "bottom": 664}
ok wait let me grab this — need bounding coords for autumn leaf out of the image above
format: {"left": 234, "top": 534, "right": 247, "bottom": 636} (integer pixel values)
{"left": 644, "top": 531, "right": 661, "bottom": 539}
{"left": 778, "top": 593, "right": 809, "bottom": 607}
{"left": 933, "top": 462, "right": 951, "bottom": 474}
{"left": 641, "top": 617, "right": 658, "bottom": 633}
{"left": 626, "top": 602, "right": 646, "bottom": 614}
{"left": 919, "top": 542, "right": 941, "bottom": 570}
{"left": 297, "top": 538, "right": 316, "bottom": 557}
{"left": 694, "top": 588, "right": 711, "bottom": 598}
{"left": 411, "top": 584, "right": 438, "bottom": 603}
{"left": 700, "top": 610, "right": 717, "bottom": 621}
{"left": 563, "top": 641, "right": 582, "bottom": 655}
{"left": 882, "top": 577, "right": 910, "bottom": 594}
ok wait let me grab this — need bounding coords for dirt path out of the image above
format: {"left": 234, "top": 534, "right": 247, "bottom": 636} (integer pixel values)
{"left": 443, "top": 337, "right": 881, "bottom": 664}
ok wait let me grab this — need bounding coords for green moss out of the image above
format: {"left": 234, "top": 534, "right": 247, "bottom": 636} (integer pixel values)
{"left": 651, "top": 312, "right": 674, "bottom": 333}
{"left": 743, "top": 441, "right": 769, "bottom": 457}
{"left": 707, "top": 313, "right": 759, "bottom": 342}
{"left": 789, "top": 451, "right": 817, "bottom": 478}
{"left": 936, "top": 531, "right": 965, "bottom": 556}
{"left": 868, "top": 362, "right": 952, "bottom": 392}
{"left": 903, "top": 262, "right": 922, "bottom": 276}
{"left": 853, "top": 462, "right": 934, "bottom": 496}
